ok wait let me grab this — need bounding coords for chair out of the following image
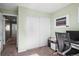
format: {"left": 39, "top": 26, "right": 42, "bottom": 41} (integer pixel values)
{"left": 55, "top": 32, "right": 71, "bottom": 56}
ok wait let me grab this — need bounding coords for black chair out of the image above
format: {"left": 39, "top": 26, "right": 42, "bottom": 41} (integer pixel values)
{"left": 55, "top": 32, "right": 71, "bottom": 55}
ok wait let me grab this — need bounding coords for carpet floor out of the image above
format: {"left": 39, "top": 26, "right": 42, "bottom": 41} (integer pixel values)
{"left": 1, "top": 42, "right": 55, "bottom": 56}
{"left": 1, "top": 38, "right": 56, "bottom": 56}
{"left": 2, "top": 45, "right": 55, "bottom": 56}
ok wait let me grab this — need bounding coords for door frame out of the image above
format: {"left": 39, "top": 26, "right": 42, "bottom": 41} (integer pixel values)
{"left": 2, "top": 13, "right": 18, "bottom": 50}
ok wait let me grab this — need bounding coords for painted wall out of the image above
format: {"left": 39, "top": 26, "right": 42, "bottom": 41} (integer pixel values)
{"left": 18, "top": 6, "right": 50, "bottom": 52}
{"left": 50, "top": 4, "right": 79, "bottom": 37}
{"left": 0, "top": 8, "right": 18, "bottom": 15}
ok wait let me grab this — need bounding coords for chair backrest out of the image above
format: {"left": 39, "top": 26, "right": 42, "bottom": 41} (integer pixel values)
{"left": 56, "top": 32, "right": 71, "bottom": 53}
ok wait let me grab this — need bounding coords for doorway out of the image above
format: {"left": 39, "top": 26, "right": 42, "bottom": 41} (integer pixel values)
{"left": 1, "top": 15, "right": 17, "bottom": 56}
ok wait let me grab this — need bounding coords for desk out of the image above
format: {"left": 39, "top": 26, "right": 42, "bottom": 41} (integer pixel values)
{"left": 48, "top": 39, "right": 57, "bottom": 51}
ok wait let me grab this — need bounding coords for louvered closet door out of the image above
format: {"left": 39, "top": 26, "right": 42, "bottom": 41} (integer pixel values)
{"left": 26, "top": 16, "right": 40, "bottom": 50}
{"left": 39, "top": 17, "right": 50, "bottom": 47}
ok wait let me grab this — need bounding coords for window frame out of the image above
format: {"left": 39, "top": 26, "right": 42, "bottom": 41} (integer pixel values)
{"left": 54, "top": 15, "right": 69, "bottom": 28}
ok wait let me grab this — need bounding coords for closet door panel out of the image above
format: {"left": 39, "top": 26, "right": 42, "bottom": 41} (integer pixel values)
{"left": 39, "top": 17, "right": 50, "bottom": 47}
{"left": 31, "top": 16, "right": 40, "bottom": 48}
{"left": 26, "top": 16, "right": 40, "bottom": 50}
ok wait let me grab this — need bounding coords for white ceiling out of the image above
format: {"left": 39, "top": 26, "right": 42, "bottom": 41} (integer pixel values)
{"left": 0, "top": 3, "right": 70, "bottom": 13}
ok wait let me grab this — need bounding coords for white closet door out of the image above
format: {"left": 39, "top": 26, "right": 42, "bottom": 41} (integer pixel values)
{"left": 39, "top": 17, "right": 50, "bottom": 47}
{"left": 26, "top": 16, "right": 40, "bottom": 50}
{"left": 26, "top": 16, "right": 50, "bottom": 50}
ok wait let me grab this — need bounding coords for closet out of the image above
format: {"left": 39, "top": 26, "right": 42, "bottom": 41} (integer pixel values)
{"left": 25, "top": 16, "right": 50, "bottom": 50}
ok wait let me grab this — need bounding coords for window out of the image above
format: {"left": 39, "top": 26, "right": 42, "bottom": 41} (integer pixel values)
{"left": 6, "top": 24, "right": 10, "bottom": 31}
{"left": 56, "top": 17, "right": 66, "bottom": 26}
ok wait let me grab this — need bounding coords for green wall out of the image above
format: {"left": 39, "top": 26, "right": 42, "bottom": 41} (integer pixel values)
{"left": 0, "top": 8, "right": 18, "bottom": 15}
{"left": 50, "top": 3, "right": 79, "bottom": 37}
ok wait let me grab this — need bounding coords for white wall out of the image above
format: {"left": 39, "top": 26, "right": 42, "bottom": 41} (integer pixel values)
{"left": 0, "top": 13, "right": 4, "bottom": 54}
{"left": 18, "top": 6, "right": 50, "bottom": 52}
